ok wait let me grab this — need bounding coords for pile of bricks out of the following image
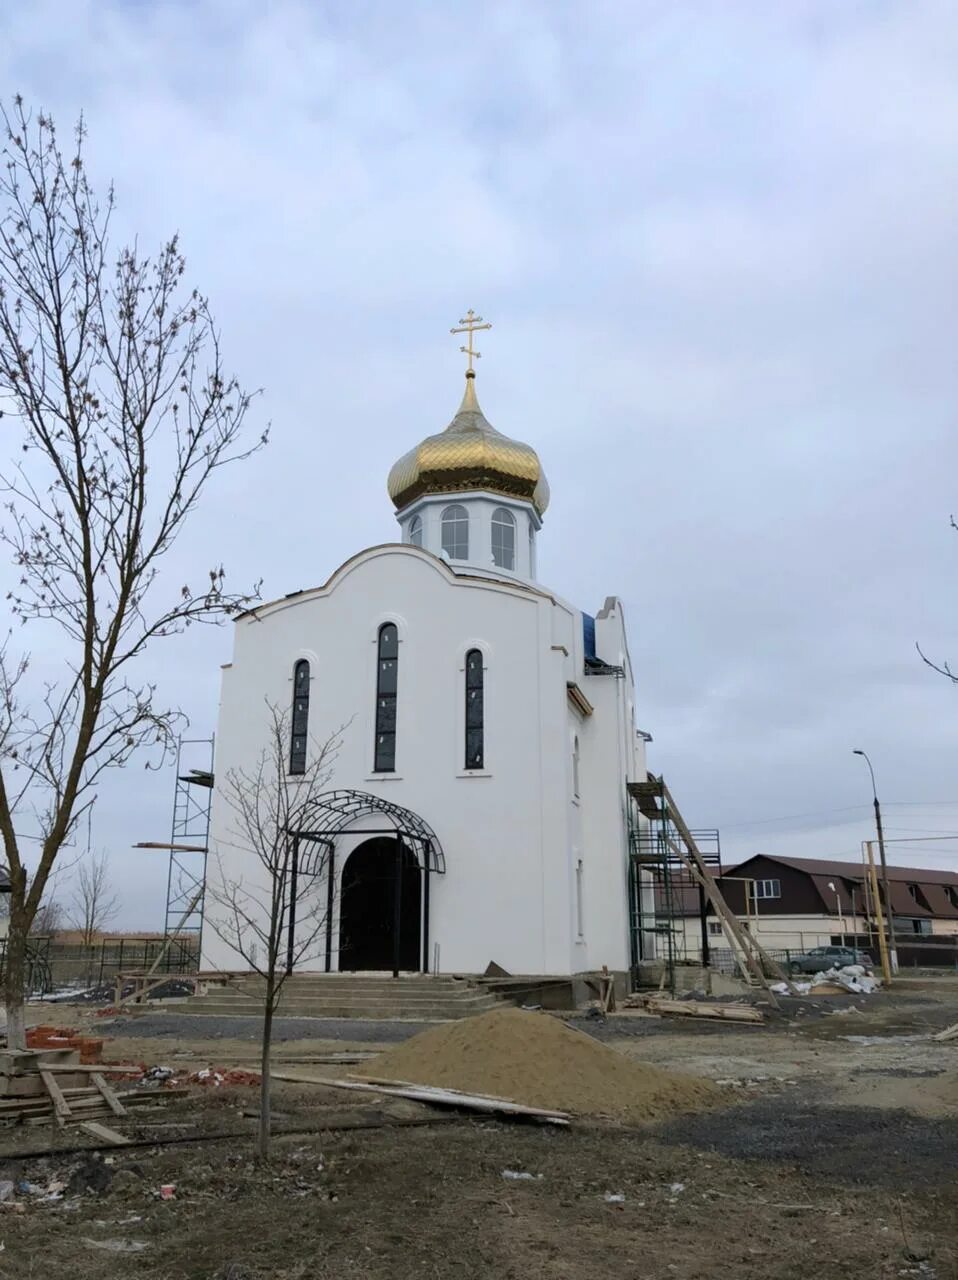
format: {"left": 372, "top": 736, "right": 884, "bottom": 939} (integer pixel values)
{"left": 25, "top": 1026, "right": 103, "bottom": 1064}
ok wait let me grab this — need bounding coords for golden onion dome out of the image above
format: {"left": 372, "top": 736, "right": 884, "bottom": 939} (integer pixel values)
{"left": 387, "top": 372, "right": 550, "bottom": 516}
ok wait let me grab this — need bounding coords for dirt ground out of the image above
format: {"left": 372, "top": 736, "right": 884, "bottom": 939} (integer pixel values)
{"left": 2, "top": 979, "right": 956, "bottom": 1279}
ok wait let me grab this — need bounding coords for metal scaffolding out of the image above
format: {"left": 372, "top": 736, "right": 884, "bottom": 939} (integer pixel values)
{"left": 627, "top": 775, "right": 721, "bottom": 993}
{"left": 161, "top": 737, "right": 214, "bottom": 944}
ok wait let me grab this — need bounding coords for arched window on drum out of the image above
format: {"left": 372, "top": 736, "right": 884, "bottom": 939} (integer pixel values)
{"left": 491, "top": 507, "right": 516, "bottom": 570}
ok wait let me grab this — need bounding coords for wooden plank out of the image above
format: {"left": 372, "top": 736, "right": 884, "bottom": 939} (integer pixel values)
{"left": 658, "top": 779, "right": 797, "bottom": 1003}
{"left": 38, "top": 1070, "right": 72, "bottom": 1127}
{"left": 78, "top": 1121, "right": 131, "bottom": 1146}
{"left": 90, "top": 1073, "right": 128, "bottom": 1117}
{"left": 644, "top": 997, "right": 763, "bottom": 1023}
{"left": 38, "top": 1063, "right": 137, "bottom": 1074}
{"left": 271, "top": 1072, "right": 570, "bottom": 1123}
{"left": 133, "top": 841, "right": 208, "bottom": 852}
{"left": 112, "top": 887, "right": 204, "bottom": 1007}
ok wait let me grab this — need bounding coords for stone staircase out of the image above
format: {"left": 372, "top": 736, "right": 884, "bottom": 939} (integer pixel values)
{"left": 174, "top": 973, "right": 503, "bottom": 1021}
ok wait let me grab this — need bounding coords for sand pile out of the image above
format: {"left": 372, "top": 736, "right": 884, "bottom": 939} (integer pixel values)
{"left": 356, "top": 1006, "right": 720, "bottom": 1123}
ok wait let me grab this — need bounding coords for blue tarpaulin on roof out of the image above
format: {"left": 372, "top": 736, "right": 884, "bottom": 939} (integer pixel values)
{"left": 583, "top": 613, "right": 596, "bottom": 660}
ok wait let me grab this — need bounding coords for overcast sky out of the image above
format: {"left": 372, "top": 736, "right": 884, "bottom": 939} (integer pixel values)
{"left": 0, "top": 1, "right": 956, "bottom": 928}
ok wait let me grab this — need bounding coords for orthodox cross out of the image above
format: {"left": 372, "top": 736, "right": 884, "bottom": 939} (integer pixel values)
{"left": 450, "top": 309, "right": 492, "bottom": 372}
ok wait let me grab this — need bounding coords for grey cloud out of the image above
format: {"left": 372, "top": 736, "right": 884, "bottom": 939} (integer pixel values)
{"left": 0, "top": 0, "right": 955, "bottom": 923}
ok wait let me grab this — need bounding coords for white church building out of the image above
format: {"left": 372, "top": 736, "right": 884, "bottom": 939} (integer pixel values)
{"left": 201, "top": 320, "right": 650, "bottom": 983}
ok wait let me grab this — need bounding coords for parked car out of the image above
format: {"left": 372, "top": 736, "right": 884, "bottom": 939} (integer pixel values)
{"left": 788, "top": 945, "right": 874, "bottom": 975}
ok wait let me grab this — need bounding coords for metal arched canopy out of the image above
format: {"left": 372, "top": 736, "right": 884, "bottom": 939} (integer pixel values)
{"left": 289, "top": 788, "right": 446, "bottom": 874}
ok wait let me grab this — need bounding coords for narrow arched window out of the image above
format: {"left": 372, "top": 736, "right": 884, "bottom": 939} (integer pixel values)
{"left": 374, "top": 623, "right": 399, "bottom": 772}
{"left": 572, "top": 735, "right": 580, "bottom": 798}
{"left": 409, "top": 514, "right": 423, "bottom": 547}
{"left": 465, "top": 649, "right": 484, "bottom": 770}
{"left": 441, "top": 504, "right": 469, "bottom": 561}
{"left": 491, "top": 507, "right": 516, "bottom": 570}
{"left": 289, "top": 659, "right": 310, "bottom": 775}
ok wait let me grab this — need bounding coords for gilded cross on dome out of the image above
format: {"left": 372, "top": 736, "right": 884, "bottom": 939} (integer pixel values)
{"left": 450, "top": 309, "right": 492, "bottom": 373}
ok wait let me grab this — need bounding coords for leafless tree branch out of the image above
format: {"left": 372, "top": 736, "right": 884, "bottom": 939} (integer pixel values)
{"left": 205, "top": 703, "right": 346, "bottom": 1156}
{"left": 0, "top": 99, "right": 267, "bottom": 1045}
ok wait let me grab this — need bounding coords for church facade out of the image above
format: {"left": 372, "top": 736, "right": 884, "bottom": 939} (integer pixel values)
{"left": 201, "top": 326, "right": 649, "bottom": 981}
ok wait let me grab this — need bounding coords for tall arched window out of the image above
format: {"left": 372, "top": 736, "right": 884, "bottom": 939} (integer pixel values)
{"left": 374, "top": 623, "right": 399, "bottom": 772}
{"left": 441, "top": 504, "right": 469, "bottom": 561}
{"left": 409, "top": 514, "right": 423, "bottom": 547}
{"left": 289, "top": 659, "right": 310, "bottom": 775}
{"left": 491, "top": 507, "right": 516, "bottom": 570}
{"left": 465, "top": 649, "right": 484, "bottom": 770}
{"left": 572, "top": 735, "right": 580, "bottom": 798}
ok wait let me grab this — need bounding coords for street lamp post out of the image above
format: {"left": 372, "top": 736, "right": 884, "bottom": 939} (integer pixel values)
{"left": 853, "top": 749, "right": 898, "bottom": 973}
{"left": 827, "top": 881, "right": 845, "bottom": 946}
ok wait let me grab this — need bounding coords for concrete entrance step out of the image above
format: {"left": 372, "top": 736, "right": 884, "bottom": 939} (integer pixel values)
{"left": 185, "top": 993, "right": 499, "bottom": 1011}
{"left": 227, "top": 977, "right": 474, "bottom": 993}
{"left": 174, "top": 1000, "right": 497, "bottom": 1020}
{"left": 176, "top": 974, "right": 504, "bottom": 1020}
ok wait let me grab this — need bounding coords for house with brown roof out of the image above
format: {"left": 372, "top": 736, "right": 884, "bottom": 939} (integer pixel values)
{"left": 703, "top": 854, "right": 958, "bottom": 956}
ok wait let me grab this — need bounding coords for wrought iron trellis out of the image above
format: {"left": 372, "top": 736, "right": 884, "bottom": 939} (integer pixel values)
{"left": 288, "top": 789, "right": 446, "bottom": 977}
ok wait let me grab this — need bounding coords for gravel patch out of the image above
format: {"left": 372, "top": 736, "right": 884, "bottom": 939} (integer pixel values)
{"left": 655, "top": 1097, "right": 958, "bottom": 1189}
{"left": 97, "top": 1013, "right": 438, "bottom": 1043}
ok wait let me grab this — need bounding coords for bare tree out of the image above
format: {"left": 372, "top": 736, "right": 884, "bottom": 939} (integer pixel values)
{"left": 205, "top": 703, "right": 343, "bottom": 1159}
{"left": 917, "top": 516, "right": 958, "bottom": 681}
{"left": 66, "top": 849, "right": 119, "bottom": 944}
{"left": 29, "top": 893, "right": 62, "bottom": 936}
{"left": 0, "top": 100, "right": 266, "bottom": 1045}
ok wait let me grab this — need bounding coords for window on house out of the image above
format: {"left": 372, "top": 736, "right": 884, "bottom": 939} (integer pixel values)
{"left": 441, "top": 504, "right": 469, "bottom": 560}
{"left": 289, "top": 659, "right": 310, "bottom": 775}
{"left": 907, "top": 883, "right": 931, "bottom": 910}
{"left": 753, "top": 879, "right": 781, "bottom": 900}
{"left": 572, "top": 735, "right": 580, "bottom": 799}
{"left": 947, "top": 886, "right": 958, "bottom": 910}
{"left": 575, "top": 859, "right": 584, "bottom": 938}
{"left": 374, "top": 623, "right": 398, "bottom": 772}
{"left": 409, "top": 514, "right": 423, "bottom": 547}
{"left": 491, "top": 507, "right": 516, "bottom": 570}
{"left": 464, "top": 649, "right": 484, "bottom": 770}
{"left": 708, "top": 921, "right": 723, "bottom": 937}
{"left": 912, "top": 918, "right": 932, "bottom": 936}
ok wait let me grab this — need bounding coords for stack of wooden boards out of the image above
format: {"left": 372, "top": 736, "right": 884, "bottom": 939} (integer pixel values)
{"left": 625, "top": 994, "right": 764, "bottom": 1023}
{"left": 0, "top": 1047, "right": 175, "bottom": 1145}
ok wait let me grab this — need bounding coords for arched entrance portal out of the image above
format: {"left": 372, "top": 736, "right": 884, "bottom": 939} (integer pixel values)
{"left": 287, "top": 789, "right": 445, "bottom": 977}
{"left": 339, "top": 838, "right": 421, "bottom": 972}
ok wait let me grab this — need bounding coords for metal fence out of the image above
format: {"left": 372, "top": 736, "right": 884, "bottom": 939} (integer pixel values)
{"left": 708, "top": 942, "right": 958, "bottom": 974}
{"left": 894, "top": 942, "right": 958, "bottom": 970}
{"left": 707, "top": 948, "right": 793, "bottom": 977}
{"left": 0, "top": 935, "right": 200, "bottom": 996}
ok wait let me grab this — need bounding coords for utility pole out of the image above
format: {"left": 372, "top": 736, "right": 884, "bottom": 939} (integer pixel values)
{"left": 865, "top": 841, "right": 892, "bottom": 985}
{"left": 853, "top": 749, "right": 898, "bottom": 973}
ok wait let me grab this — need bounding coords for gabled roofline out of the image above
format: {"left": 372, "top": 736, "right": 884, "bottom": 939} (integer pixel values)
{"left": 236, "top": 542, "right": 556, "bottom": 623}
{"left": 724, "top": 852, "right": 958, "bottom": 886}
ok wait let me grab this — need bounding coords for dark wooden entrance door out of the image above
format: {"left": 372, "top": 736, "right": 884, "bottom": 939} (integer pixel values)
{"left": 338, "top": 837, "right": 421, "bottom": 972}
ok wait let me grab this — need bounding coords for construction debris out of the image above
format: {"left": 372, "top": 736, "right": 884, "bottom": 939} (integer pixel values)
{"left": 933, "top": 1022, "right": 958, "bottom": 1043}
{"left": 770, "top": 966, "right": 881, "bottom": 997}
{"left": 0, "top": 1046, "right": 184, "bottom": 1131}
{"left": 628, "top": 996, "right": 764, "bottom": 1024}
